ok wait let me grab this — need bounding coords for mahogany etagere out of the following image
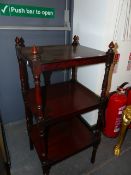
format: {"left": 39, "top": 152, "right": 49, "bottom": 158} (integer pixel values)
{"left": 15, "top": 37, "right": 114, "bottom": 175}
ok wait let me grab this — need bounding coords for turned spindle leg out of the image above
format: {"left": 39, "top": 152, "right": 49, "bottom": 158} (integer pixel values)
{"left": 91, "top": 143, "right": 99, "bottom": 163}
{"left": 42, "top": 162, "right": 50, "bottom": 175}
{"left": 114, "top": 105, "right": 131, "bottom": 156}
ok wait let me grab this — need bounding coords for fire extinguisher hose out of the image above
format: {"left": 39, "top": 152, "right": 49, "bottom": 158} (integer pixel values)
{"left": 117, "top": 82, "right": 128, "bottom": 91}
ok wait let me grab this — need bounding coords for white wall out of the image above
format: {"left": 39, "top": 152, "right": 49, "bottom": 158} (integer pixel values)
{"left": 73, "top": 0, "right": 131, "bottom": 125}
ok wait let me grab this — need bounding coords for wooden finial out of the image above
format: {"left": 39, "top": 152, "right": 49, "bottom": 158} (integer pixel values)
{"left": 109, "top": 41, "right": 115, "bottom": 50}
{"left": 72, "top": 35, "right": 79, "bottom": 46}
{"left": 32, "top": 45, "right": 38, "bottom": 55}
{"left": 31, "top": 45, "right": 40, "bottom": 61}
{"left": 106, "top": 41, "right": 115, "bottom": 55}
{"left": 19, "top": 37, "right": 25, "bottom": 47}
{"left": 15, "top": 37, "right": 20, "bottom": 46}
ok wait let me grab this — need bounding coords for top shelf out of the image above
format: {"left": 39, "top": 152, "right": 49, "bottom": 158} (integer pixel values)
{"left": 21, "top": 45, "right": 107, "bottom": 71}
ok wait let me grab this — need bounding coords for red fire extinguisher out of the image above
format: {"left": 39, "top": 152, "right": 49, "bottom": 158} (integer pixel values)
{"left": 103, "top": 82, "right": 128, "bottom": 138}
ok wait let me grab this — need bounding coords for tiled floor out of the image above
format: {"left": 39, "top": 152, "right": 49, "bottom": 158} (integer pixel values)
{"left": 5, "top": 120, "right": 131, "bottom": 175}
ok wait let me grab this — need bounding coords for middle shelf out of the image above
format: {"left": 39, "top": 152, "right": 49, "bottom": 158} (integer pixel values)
{"left": 27, "top": 81, "right": 100, "bottom": 122}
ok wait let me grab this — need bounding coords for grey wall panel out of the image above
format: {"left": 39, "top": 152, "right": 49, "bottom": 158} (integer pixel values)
{"left": 0, "top": 0, "right": 73, "bottom": 123}
{"left": 0, "top": 30, "right": 66, "bottom": 123}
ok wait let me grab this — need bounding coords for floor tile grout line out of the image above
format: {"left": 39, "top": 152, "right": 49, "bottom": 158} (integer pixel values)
{"left": 84, "top": 145, "right": 131, "bottom": 175}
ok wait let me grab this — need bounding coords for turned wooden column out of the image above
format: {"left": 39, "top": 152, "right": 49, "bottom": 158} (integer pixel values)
{"left": 98, "top": 42, "right": 115, "bottom": 131}
{"left": 31, "top": 46, "right": 43, "bottom": 120}
{"left": 31, "top": 46, "right": 50, "bottom": 174}
{"left": 71, "top": 35, "right": 79, "bottom": 82}
{"left": 15, "top": 37, "right": 34, "bottom": 149}
{"left": 91, "top": 42, "right": 115, "bottom": 164}
{"left": 15, "top": 37, "right": 29, "bottom": 99}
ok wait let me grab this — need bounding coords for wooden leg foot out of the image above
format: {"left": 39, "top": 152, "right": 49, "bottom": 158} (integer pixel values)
{"left": 42, "top": 163, "right": 50, "bottom": 175}
{"left": 91, "top": 143, "right": 99, "bottom": 163}
{"left": 5, "top": 163, "right": 11, "bottom": 175}
{"left": 29, "top": 137, "right": 34, "bottom": 150}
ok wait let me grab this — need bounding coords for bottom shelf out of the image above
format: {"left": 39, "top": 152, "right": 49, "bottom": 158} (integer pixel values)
{"left": 30, "top": 117, "right": 99, "bottom": 165}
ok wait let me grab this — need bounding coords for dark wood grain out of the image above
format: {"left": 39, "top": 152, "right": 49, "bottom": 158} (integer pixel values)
{"left": 15, "top": 37, "right": 114, "bottom": 175}
{"left": 21, "top": 45, "right": 106, "bottom": 72}
{"left": 30, "top": 116, "right": 98, "bottom": 165}
{"left": 27, "top": 81, "right": 100, "bottom": 123}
